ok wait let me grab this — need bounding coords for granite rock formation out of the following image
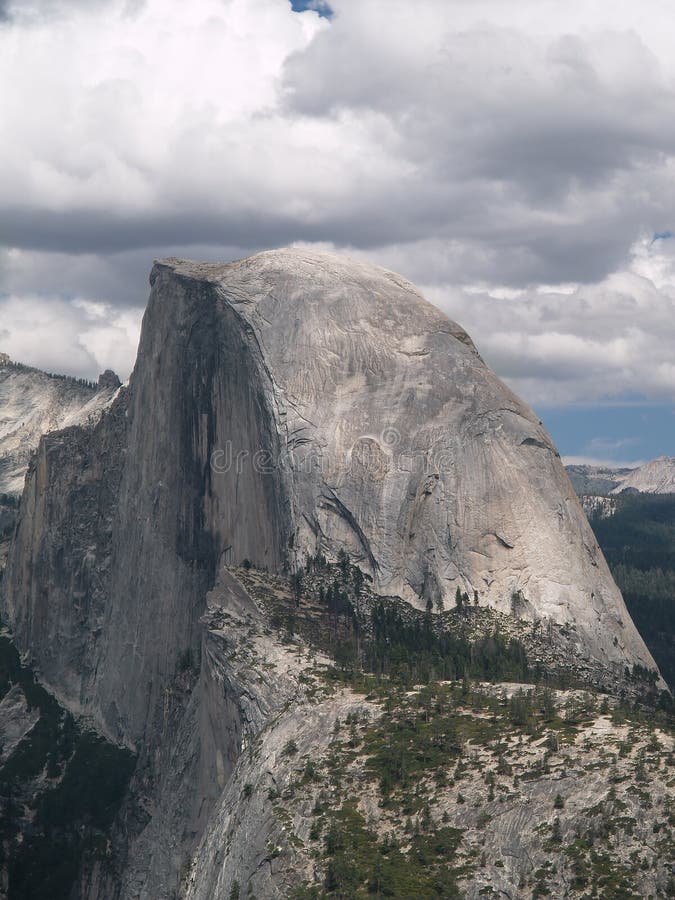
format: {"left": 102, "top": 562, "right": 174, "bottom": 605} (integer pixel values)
{"left": 611, "top": 456, "right": 675, "bottom": 495}
{"left": 3, "top": 248, "right": 660, "bottom": 733}
{"left": 0, "top": 359, "right": 121, "bottom": 495}
{"left": 567, "top": 457, "right": 675, "bottom": 498}
{"left": 0, "top": 248, "right": 665, "bottom": 898}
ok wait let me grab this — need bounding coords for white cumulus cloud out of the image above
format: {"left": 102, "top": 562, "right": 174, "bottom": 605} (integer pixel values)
{"left": 0, "top": 0, "right": 674, "bottom": 415}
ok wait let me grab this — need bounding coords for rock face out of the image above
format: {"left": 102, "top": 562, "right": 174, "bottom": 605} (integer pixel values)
{"left": 98, "top": 369, "right": 122, "bottom": 391}
{"left": 611, "top": 456, "right": 675, "bottom": 495}
{"left": 2, "top": 249, "right": 658, "bottom": 734}
{"left": 567, "top": 458, "right": 675, "bottom": 498}
{"left": 149, "top": 251, "right": 656, "bottom": 671}
{"left": 184, "top": 661, "right": 675, "bottom": 900}
{"left": 566, "top": 464, "right": 631, "bottom": 497}
{"left": 0, "top": 248, "right": 664, "bottom": 897}
{"left": 0, "top": 362, "right": 120, "bottom": 495}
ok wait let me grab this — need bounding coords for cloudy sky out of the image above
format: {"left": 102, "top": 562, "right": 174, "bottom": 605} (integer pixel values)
{"left": 1, "top": 0, "right": 674, "bottom": 464}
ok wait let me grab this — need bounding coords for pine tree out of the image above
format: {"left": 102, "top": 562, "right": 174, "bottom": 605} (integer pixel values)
{"left": 291, "top": 569, "right": 304, "bottom": 606}
{"left": 337, "top": 548, "right": 350, "bottom": 581}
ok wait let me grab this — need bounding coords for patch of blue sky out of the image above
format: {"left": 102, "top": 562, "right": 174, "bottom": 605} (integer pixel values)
{"left": 535, "top": 400, "right": 674, "bottom": 465}
{"left": 290, "top": 0, "right": 333, "bottom": 18}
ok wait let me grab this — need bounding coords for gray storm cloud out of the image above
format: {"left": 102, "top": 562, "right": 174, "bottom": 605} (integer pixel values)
{"left": 0, "top": 0, "right": 674, "bottom": 407}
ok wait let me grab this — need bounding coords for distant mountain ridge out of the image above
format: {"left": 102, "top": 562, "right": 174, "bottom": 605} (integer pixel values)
{"left": 0, "top": 354, "right": 121, "bottom": 495}
{"left": 614, "top": 456, "right": 675, "bottom": 494}
{"left": 567, "top": 456, "right": 675, "bottom": 497}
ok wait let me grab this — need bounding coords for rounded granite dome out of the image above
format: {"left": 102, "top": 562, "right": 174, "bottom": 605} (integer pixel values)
{"left": 4, "top": 247, "right": 659, "bottom": 759}
{"left": 155, "top": 246, "right": 479, "bottom": 352}
{"left": 145, "top": 248, "right": 658, "bottom": 678}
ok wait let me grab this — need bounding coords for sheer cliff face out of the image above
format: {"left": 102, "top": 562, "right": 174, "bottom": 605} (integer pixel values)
{"left": 4, "top": 267, "right": 292, "bottom": 747}
{"left": 1, "top": 248, "right": 658, "bottom": 750}
{"left": 150, "top": 250, "right": 655, "bottom": 672}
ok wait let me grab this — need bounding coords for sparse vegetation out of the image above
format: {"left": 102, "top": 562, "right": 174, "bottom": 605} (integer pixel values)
{"left": 318, "top": 799, "right": 462, "bottom": 898}
{"left": 231, "top": 562, "right": 674, "bottom": 900}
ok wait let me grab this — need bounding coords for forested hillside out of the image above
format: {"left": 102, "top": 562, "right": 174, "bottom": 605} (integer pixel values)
{"left": 589, "top": 494, "right": 675, "bottom": 691}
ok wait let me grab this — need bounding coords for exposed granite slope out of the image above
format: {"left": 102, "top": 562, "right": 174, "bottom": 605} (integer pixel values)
{"left": 0, "top": 360, "right": 120, "bottom": 496}
{"left": 2, "top": 248, "right": 661, "bottom": 743}
{"left": 0, "top": 249, "right": 665, "bottom": 898}
{"left": 611, "top": 456, "right": 675, "bottom": 495}
{"left": 150, "top": 250, "right": 657, "bottom": 676}
{"left": 567, "top": 457, "right": 675, "bottom": 498}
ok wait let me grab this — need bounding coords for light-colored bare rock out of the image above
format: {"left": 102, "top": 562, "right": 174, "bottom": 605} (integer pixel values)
{"left": 611, "top": 455, "right": 675, "bottom": 494}
{"left": 150, "top": 249, "right": 657, "bottom": 677}
{"left": 1, "top": 248, "right": 660, "bottom": 747}
{"left": 567, "top": 457, "right": 675, "bottom": 497}
{"left": 0, "top": 362, "right": 120, "bottom": 495}
{"left": 0, "top": 248, "right": 665, "bottom": 899}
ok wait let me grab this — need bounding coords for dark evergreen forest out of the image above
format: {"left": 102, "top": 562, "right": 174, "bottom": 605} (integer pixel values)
{"left": 590, "top": 494, "right": 675, "bottom": 691}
